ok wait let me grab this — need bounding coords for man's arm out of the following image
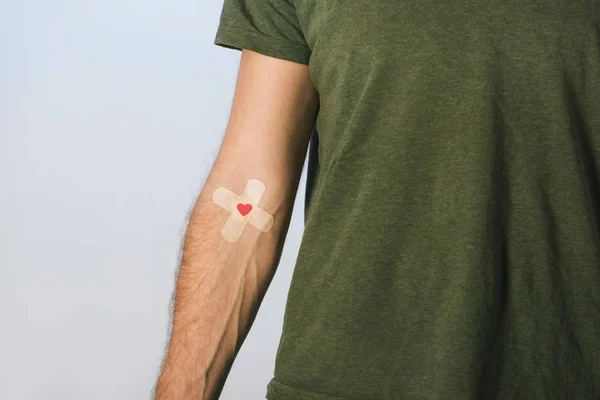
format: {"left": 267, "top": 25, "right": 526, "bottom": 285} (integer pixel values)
{"left": 153, "top": 49, "right": 319, "bottom": 400}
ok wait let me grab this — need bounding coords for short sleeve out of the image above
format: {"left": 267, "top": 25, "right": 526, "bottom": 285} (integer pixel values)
{"left": 214, "top": 0, "right": 312, "bottom": 65}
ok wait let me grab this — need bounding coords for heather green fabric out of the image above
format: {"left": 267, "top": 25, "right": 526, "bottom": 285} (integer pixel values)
{"left": 214, "top": 1, "right": 600, "bottom": 398}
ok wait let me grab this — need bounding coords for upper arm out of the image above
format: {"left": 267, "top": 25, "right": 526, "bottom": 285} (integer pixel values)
{"left": 219, "top": 48, "right": 318, "bottom": 179}
{"left": 199, "top": 49, "right": 318, "bottom": 244}
{"left": 195, "top": 0, "right": 317, "bottom": 247}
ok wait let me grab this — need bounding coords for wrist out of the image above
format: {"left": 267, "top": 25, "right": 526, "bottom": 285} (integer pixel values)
{"left": 154, "top": 366, "right": 207, "bottom": 400}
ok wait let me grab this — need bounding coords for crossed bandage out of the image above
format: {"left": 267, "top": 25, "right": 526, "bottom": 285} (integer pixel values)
{"left": 212, "top": 179, "right": 274, "bottom": 242}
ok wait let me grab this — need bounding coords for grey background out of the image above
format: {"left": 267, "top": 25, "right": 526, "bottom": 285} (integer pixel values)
{"left": 0, "top": 1, "right": 308, "bottom": 399}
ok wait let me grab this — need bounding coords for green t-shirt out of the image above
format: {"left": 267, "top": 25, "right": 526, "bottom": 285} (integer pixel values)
{"left": 214, "top": 1, "right": 600, "bottom": 398}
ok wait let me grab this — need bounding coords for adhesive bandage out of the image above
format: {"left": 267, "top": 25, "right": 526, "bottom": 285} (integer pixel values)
{"left": 212, "top": 179, "right": 274, "bottom": 242}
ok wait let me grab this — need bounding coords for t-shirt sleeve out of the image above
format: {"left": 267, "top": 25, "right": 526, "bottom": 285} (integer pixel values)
{"left": 213, "top": 0, "right": 312, "bottom": 65}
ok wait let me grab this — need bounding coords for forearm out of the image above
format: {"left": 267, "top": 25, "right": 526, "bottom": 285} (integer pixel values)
{"left": 154, "top": 168, "right": 294, "bottom": 400}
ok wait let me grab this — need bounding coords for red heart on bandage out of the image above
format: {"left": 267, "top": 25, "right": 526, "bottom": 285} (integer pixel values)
{"left": 237, "top": 203, "right": 253, "bottom": 216}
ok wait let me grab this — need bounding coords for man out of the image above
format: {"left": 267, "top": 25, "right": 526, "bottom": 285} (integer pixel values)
{"left": 154, "top": 0, "right": 600, "bottom": 398}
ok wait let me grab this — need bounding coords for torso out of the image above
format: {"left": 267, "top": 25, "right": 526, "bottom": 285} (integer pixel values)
{"left": 268, "top": 2, "right": 600, "bottom": 398}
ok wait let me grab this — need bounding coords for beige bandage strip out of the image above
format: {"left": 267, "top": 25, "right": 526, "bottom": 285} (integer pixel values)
{"left": 212, "top": 179, "right": 275, "bottom": 242}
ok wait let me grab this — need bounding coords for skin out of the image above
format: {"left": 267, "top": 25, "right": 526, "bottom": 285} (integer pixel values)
{"left": 152, "top": 49, "right": 319, "bottom": 400}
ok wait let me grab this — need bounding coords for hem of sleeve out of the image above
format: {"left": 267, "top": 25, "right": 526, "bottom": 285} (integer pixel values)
{"left": 214, "top": 25, "right": 311, "bottom": 65}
